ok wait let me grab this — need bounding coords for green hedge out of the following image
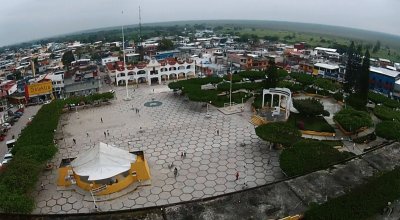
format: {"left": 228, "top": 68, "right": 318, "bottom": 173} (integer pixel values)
{"left": 333, "top": 108, "right": 373, "bottom": 133}
{"left": 255, "top": 122, "right": 302, "bottom": 147}
{"left": 368, "top": 91, "right": 400, "bottom": 109}
{"left": 304, "top": 167, "right": 400, "bottom": 220}
{"left": 287, "top": 114, "right": 334, "bottom": 133}
{"left": 0, "top": 92, "right": 114, "bottom": 213}
{"left": 280, "top": 139, "right": 353, "bottom": 176}
{"left": 375, "top": 121, "right": 400, "bottom": 141}
{"left": 293, "top": 98, "right": 325, "bottom": 117}
{"left": 290, "top": 72, "right": 315, "bottom": 86}
{"left": 373, "top": 105, "right": 400, "bottom": 122}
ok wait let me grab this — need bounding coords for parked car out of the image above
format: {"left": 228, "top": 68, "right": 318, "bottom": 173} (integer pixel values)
{"left": 14, "top": 112, "right": 23, "bottom": 117}
{"left": 0, "top": 153, "right": 13, "bottom": 166}
{"left": 2, "top": 123, "right": 11, "bottom": 129}
{"left": 43, "top": 100, "right": 52, "bottom": 105}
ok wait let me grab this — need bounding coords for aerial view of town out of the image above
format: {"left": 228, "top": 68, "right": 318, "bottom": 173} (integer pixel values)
{"left": 0, "top": 1, "right": 400, "bottom": 219}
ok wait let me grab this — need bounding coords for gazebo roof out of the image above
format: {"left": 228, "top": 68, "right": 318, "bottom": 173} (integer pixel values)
{"left": 71, "top": 142, "right": 136, "bottom": 181}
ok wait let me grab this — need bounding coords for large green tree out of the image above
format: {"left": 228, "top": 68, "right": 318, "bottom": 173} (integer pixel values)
{"left": 266, "top": 59, "right": 279, "bottom": 88}
{"left": 158, "top": 38, "right": 174, "bottom": 51}
{"left": 357, "top": 49, "right": 371, "bottom": 106}
{"left": 61, "top": 50, "right": 75, "bottom": 69}
{"left": 255, "top": 122, "right": 302, "bottom": 147}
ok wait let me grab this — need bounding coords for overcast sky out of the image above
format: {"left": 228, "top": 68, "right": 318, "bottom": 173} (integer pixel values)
{"left": 1, "top": 0, "right": 399, "bottom": 47}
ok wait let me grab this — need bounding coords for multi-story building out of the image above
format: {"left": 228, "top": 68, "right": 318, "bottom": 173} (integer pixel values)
{"left": 369, "top": 67, "right": 400, "bottom": 96}
{"left": 108, "top": 58, "right": 195, "bottom": 86}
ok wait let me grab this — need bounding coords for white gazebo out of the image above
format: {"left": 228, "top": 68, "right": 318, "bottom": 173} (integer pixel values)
{"left": 71, "top": 142, "right": 136, "bottom": 181}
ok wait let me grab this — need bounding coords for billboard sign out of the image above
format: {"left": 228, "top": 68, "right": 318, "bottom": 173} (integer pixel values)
{"left": 25, "top": 81, "right": 53, "bottom": 98}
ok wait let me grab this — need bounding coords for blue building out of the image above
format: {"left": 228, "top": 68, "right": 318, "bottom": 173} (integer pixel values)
{"left": 369, "top": 67, "right": 400, "bottom": 96}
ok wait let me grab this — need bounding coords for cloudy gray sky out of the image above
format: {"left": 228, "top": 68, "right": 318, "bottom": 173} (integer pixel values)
{"left": 1, "top": 0, "right": 399, "bottom": 47}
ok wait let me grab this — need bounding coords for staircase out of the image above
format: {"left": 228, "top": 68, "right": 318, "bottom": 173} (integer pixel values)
{"left": 250, "top": 115, "right": 267, "bottom": 126}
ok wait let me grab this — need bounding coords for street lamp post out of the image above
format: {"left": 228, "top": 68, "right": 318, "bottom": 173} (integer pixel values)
{"left": 229, "top": 62, "right": 232, "bottom": 108}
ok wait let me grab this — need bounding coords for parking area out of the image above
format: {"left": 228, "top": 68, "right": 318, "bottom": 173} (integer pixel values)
{"left": 0, "top": 105, "right": 41, "bottom": 165}
{"left": 33, "top": 84, "right": 283, "bottom": 214}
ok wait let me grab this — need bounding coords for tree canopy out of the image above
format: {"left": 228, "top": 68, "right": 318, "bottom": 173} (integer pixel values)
{"left": 293, "top": 98, "right": 325, "bottom": 117}
{"left": 61, "top": 50, "right": 75, "bottom": 68}
{"left": 255, "top": 122, "right": 302, "bottom": 147}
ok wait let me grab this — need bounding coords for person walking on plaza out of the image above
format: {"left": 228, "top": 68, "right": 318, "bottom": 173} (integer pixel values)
{"left": 101, "top": 117, "right": 103, "bottom": 123}
{"left": 216, "top": 129, "right": 220, "bottom": 136}
{"left": 104, "top": 131, "right": 106, "bottom": 138}
{"left": 107, "top": 130, "right": 110, "bottom": 136}
{"left": 86, "top": 132, "right": 89, "bottom": 137}
{"left": 235, "top": 171, "right": 239, "bottom": 181}
{"left": 73, "top": 138, "right": 76, "bottom": 145}
{"left": 181, "top": 152, "right": 184, "bottom": 159}
{"left": 174, "top": 167, "right": 178, "bottom": 177}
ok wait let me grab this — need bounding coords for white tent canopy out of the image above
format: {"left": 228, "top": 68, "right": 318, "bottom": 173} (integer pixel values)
{"left": 71, "top": 142, "right": 136, "bottom": 181}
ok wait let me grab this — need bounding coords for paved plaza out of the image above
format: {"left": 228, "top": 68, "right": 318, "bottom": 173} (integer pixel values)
{"left": 33, "top": 84, "right": 283, "bottom": 214}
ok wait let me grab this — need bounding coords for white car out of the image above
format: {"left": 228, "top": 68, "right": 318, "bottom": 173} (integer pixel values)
{"left": 2, "top": 123, "right": 11, "bottom": 129}
{"left": 43, "top": 100, "right": 52, "bottom": 105}
{"left": 1, "top": 153, "right": 13, "bottom": 166}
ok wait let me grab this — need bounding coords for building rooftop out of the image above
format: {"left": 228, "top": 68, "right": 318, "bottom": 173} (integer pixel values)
{"left": 370, "top": 66, "right": 400, "bottom": 78}
{"left": 314, "top": 47, "right": 337, "bottom": 53}
{"left": 314, "top": 63, "right": 339, "bottom": 70}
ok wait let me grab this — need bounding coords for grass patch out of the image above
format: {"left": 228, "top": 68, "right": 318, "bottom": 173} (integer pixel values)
{"left": 280, "top": 139, "right": 353, "bottom": 177}
{"left": 287, "top": 114, "right": 334, "bottom": 133}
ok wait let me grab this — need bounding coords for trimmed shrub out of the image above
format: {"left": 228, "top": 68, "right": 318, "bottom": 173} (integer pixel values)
{"left": 333, "top": 108, "right": 373, "bottom": 133}
{"left": 255, "top": 122, "right": 302, "bottom": 147}
{"left": 293, "top": 98, "right": 325, "bottom": 117}
{"left": 280, "top": 139, "right": 353, "bottom": 176}
{"left": 368, "top": 91, "right": 400, "bottom": 109}
{"left": 373, "top": 105, "right": 400, "bottom": 122}
{"left": 376, "top": 121, "right": 400, "bottom": 141}
{"left": 287, "top": 114, "right": 334, "bottom": 133}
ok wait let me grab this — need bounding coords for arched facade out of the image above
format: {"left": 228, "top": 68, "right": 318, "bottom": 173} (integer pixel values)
{"left": 110, "top": 60, "right": 196, "bottom": 86}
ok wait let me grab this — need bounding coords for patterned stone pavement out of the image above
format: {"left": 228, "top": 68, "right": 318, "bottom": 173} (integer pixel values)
{"left": 32, "top": 84, "right": 283, "bottom": 214}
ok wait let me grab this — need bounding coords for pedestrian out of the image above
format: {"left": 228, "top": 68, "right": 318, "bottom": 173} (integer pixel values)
{"left": 267, "top": 159, "right": 270, "bottom": 165}
{"left": 174, "top": 167, "right": 178, "bottom": 177}
{"left": 235, "top": 171, "right": 239, "bottom": 181}
{"left": 216, "top": 129, "right": 220, "bottom": 136}
{"left": 153, "top": 89, "right": 155, "bottom": 93}
{"left": 41, "top": 183, "right": 44, "bottom": 190}
{"left": 181, "top": 152, "right": 184, "bottom": 159}
{"left": 86, "top": 132, "right": 89, "bottom": 137}
{"left": 184, "top": 151, "right": 187, "bottom": 158}
{"left": 107, "top": 130, "right": 110, "bottom": 136}
{"left": 101, "top": 117, "right": 103, "bottom": 123}
{"left": 73, "top": 138, "right": 76, "bottom": 144}
{"left": 104, "top": 131, "right": 106, "bottom": 138}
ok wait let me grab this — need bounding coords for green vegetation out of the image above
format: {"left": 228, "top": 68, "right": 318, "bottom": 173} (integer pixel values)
{"left": 368, "top": 91, "right": 400, "bottom": 109}
{"left": 373, "top": 105, "right": 400, "bottom": 121}
{"left": 293, "top": 98, "right": 325, "bottom": 117}
{"left": 304, "top": 167, "right": 400, "bottom": 220}
{"left": 280, "top": 139, "right": 353, "bottom": 176}
{"left": 314, "top": 78, "right": 341, "bottom": 92}
{"left": 0, "top": 92, "right": 114, "bottom": 213}
{"left": 255, "top": 122, "right": 302, "bottom": 147}
{"left": 61, "top": 50, "right": 75, "bottom": 69}
{"left": 333, "top": 108, "right": 373, "bottom": 133}
{"left": 376, "top": 121, "right": 400, "bottom": 141}
{"left": 287, "top": 114, "right": 334, "bottom": 133}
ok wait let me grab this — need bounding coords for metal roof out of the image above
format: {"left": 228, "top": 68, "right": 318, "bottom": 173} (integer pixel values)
{"left": 370, "top": 66, "right": 400, "bottom": 78}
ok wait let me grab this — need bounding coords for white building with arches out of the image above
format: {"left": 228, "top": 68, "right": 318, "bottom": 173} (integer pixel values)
{"left": 107, "top": 58, "right": 196, "bottom": 86}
